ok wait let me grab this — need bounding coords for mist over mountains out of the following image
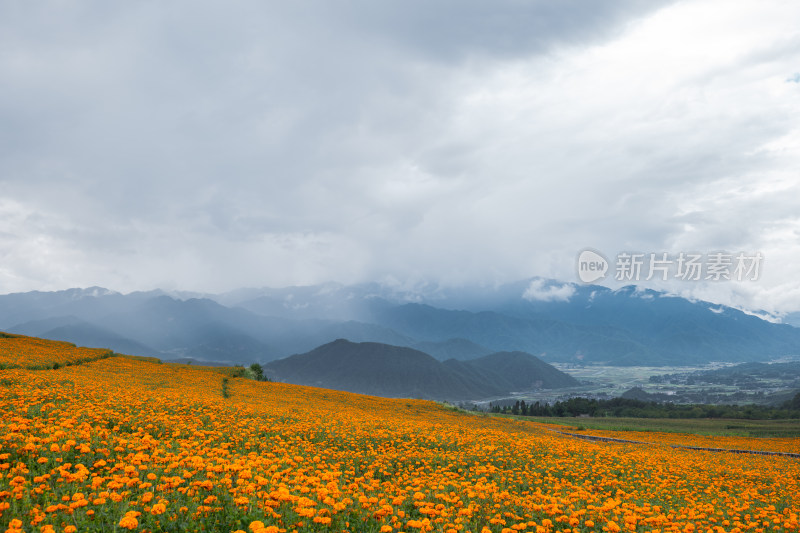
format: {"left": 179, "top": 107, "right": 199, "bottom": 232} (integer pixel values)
{"left": 2, "top": 279, "right": 799, "bottom": 367}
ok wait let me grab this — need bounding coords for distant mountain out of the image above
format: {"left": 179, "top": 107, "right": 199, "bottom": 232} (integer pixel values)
{"left": 3, "top": 279, "right": 800, "bottom": 367}
{"left": 0, "top": 287, "right": 125, "bottom": 327}
{"left": 620, "top": 387, "right": 674, "bottom": 402}
{"left": 357, "top": 284, "right": 800, "bottom": 365}
{"left": 783, "top": 312, "right": 800, "bottom": 328}
{"left": 464, "top": 351, "right": 580, "bottom": 390}
{"left": 75, "top": 295, "right": 279, "bottom": 363}
{"left": 312, "top": 321, "right": 415, "bottom": 348}
{"left": 686, "top": 361, "right": 800, "bottom": 385}
{"left": 226, "top": 283, "right": 376, "bottom": 321}
{"left": 264, "top": 339, "right": 487, "bottom": 399}
{"left": 487, "top": 283, "right": 800, "bottom": 362}
{"left": 264, "top": 339, "right": 577, "bottom": 400}
{"left": 410, "top": 338, "right": 494, "bottom": 361}
{"left": 9, "top": 316, "right": 164, "bottom": 358}
{"left": 365, "top": 301, "right": 651, "bottom": 364}
{"left": 216, "top": 282, "right": 423, "bottom": 321}
{"left": 0, "top": 292, "right": 414, "bottom": 364}
{"left": 9, "top": 315, "right": 87, "bottom": 336}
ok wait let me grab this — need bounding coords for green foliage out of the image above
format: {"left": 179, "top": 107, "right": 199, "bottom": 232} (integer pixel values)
{"left": 249, "top": 363, "right": 266, "bottom": 381}
{"left": 218, "top": 363, "right": 270, "bottom": 382}
{"left": 785, "top": 391, "right": 800, "bottom": 410}
{"left": 491, "top": 396, "right": 800, "bottom": 421}
{"left": 518, "top": 415, "right": 800, "bottom": 437}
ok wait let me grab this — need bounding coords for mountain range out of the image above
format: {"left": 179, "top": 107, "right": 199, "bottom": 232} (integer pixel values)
{"left": 1, "top": 279, "right": 799, "bottom": 366}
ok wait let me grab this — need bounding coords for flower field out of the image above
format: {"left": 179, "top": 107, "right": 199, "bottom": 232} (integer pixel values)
{"left": 1, "top": 334, "right": 799, "bottom": 533}
{"left": 0, "top": 334, "right": 113, "bottom": 370}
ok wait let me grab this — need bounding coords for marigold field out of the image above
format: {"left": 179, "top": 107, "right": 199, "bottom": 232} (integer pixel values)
{"left": 1, "top": 334, "right": 799, "bottom": 533}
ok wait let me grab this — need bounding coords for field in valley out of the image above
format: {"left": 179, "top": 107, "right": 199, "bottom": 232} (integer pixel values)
{"left": 517, "top": 416, "right": 800, "bottom": 438}
{"left": 497, "top": 363, "right": 800, "bottom": 407}
{"left": 1, "top": 333, "right": 799, "bottom": 532}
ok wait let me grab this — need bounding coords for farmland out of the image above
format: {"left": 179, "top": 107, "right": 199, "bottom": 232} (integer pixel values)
{"left": 513, "top": 416, "right": 800, "bottom": 438}
{"left": 1, "top": 334, "right": 799, "bottom": 532}
{"left": 480, "top": 362, "right": 800, "bottom": 409}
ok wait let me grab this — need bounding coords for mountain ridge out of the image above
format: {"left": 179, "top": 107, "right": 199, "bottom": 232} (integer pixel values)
{"left": 264, "top": 339, "right": 578, "bottom": 400}
{"left": 2, "top": 279, "right": 799, "bottom": 366}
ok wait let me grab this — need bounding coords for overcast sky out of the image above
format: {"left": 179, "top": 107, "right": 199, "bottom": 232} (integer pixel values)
{"left": 1, "top": 0, "right": 799, "bottom": 313}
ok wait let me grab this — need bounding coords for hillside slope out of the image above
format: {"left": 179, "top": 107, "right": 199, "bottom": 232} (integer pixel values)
{"left": 465, "top": 350, "right": 580, "bottom": 390}
{"left": 0, "top": 333, "right": 797, "bottom": 533}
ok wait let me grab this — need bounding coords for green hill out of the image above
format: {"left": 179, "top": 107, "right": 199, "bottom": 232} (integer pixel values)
{"left": 265, "top": 339, "right": 578, "bottom": 400}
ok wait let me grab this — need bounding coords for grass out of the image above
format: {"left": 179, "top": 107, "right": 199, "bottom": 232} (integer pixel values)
{"left": 512, "top": 415, "right": 800, "bottom": 437}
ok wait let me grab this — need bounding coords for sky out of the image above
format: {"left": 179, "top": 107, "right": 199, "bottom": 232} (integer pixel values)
{"left": 1, "top": 0, "right": 800, "bottom": 314}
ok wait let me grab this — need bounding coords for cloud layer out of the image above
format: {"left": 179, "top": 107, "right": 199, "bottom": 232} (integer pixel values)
{"left": 2, "top": 0, "right": 800, "bottom": 313}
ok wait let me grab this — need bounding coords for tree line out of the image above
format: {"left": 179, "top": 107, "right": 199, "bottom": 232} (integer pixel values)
{"left": 489, "top": 393, "right": 800, "bottom": 419}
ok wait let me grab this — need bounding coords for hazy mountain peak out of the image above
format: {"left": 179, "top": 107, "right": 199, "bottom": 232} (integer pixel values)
{"left": 522, "top": 278, "right": 576, "bottom": 302}
{"left": 54, "top": 286, "right": 120, "bottom": 299}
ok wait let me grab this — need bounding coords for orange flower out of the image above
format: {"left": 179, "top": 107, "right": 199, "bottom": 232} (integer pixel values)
{"left": 118, "top": 514, "right": 138, "bottom": 530}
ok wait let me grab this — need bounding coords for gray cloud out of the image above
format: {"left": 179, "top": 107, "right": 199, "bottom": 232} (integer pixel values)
{"left": 2, "top": 0, "right": 800, "bottom": 314}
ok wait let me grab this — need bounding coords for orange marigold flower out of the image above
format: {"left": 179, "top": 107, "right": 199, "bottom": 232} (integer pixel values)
{"left": 119, "top": 511, "right": 140, "bottom": 530}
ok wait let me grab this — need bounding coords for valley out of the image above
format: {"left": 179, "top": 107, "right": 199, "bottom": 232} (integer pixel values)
{"left": 473, "top": 360, "right": 800, "bottom": 411}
